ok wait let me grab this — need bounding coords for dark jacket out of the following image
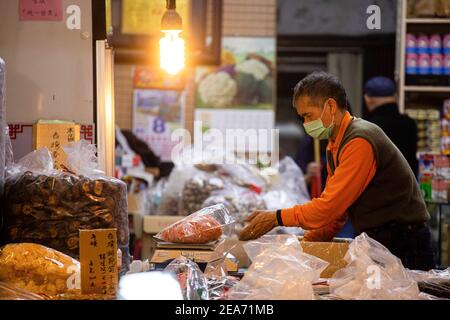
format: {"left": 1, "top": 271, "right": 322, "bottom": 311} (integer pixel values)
{"left": 366, "top": 103, "right": 418, "bottom": 177}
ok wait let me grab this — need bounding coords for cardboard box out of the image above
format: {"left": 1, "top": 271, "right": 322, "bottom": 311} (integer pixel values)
{"left": 301, "top": 241, "right": 350, "bottom": 278}
{"left": 33, "top": 120, "right": 81, "bottom": 169}
{"left": 143, "top": 215, "right": 184, "bottom": 234}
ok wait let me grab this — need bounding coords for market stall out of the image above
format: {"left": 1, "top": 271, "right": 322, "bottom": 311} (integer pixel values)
{"left": 2, "top": 0, "right": 450, "bottom": 303}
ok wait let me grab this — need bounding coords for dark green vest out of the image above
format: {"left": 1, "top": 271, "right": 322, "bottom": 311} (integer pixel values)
{"left": 326, "top": 117, "right": 429, "bottom": 233}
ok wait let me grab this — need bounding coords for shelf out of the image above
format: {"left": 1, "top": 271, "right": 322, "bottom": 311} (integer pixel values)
{"left": 404, "top": 86, "right": 450, "bottom": 93}
{"left": 406, "top": 18, "right": 450, "bottom": 24}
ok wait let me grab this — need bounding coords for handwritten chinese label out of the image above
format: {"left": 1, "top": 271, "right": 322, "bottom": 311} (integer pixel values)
{"left": 80, "top": 229, "right": 118, "bottom": 295}
{"left": 19, "top": 0, "right": 63, "bottom": 21}
{"left": 33, "top": 122, "right": 81, "bottom": 169}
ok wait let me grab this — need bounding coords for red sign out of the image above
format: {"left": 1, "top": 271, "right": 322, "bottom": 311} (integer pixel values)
{"left": 19, "top": 0, "right": 63, "bottom": 21}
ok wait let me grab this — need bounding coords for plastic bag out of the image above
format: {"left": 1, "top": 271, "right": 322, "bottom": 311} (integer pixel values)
{"left": 329, "top": 233, "right": 420, "bottom": 300}
{"left": 0, "top": 243, "right": 80, "bottom": 296}
{"left": 164, "top": 256, "right": 209, "bottom": 300}
{"left": 2, "top": 140, "right": 130, "bottom": 273}
{"left": 0, "top": 282, "right": 45, "bottom": 300}
{"left": 157, "top": 146, "right": 267, "bottom": 216}
{"left": 228, "top": 235, "right": 328, "bottom": 300}
{"left": 157, "top": 165, "right": 201, "bottom": 216}
{"left": 180, "top": 171, "right": 225, "bottom": 216}
{"left": 149, "top": 177, "right": 168, "bottom": 215}
{"left": 207, "top": 275, "right": 240, "bottom": 300}
{"left": 263, "top": 157, "right": 310, "bottom": 210}
{"left": 204, "top": 244, "right": 240, "bottom": 300}
{"left": 407, "top": 268, "right": 450, "bottom": 299}
{"left": 0, "top": 58, "right": 6, "bottom": 193}
{"left": 156, "top": 204, "right": 236, "bottom": 244}
{"left": 219, "top": 161, "right": 267, "bottom": 191}
{"left": 202, "top": 180, "right": 267, "bottom": 231}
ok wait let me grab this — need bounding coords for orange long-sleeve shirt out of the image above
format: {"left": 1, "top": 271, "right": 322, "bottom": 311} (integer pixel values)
{"left": 281, "top": 112, "right": 377, "bottom": 238}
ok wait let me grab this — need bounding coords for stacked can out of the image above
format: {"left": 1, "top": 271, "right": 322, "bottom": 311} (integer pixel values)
{"left": 406, "top": 108, "right": 441, "bottom": 153}
{"left": 442, "top": 100, "right": 450, "bottom": 155}
{"left": 406, "top": 33, "right": 450, "bottom": 75}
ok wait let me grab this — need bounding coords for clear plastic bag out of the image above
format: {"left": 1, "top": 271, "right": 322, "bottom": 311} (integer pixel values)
{"left": 2, "top": 140, "right": 130, "bottom": 273}
{"left": 207, "top": 275, "right": 240, "bottom": 301}
{"left": 0, "top": 58, "right": 6, "bottom": 193}
{"left": 219, "top": 161, "right": 267, "bottom": 191}
{"left": 228, "top": 235, "right": 329, "bottom": 300}
{"left": 202, "top": 180, "right": 267, "bottom": 231}
{"left": 156, "top": 204, "right": 237, "bottom": 244}
{"left": 157, "top": 165, "right": 203, "bottom": 216}
{"left": 0, "top": 282, "right": 45, "bottom": 300}
{"left": 263, "top": 157, "right": 310, "bottom": 210}
{"left": 407, "top": 268, "right": 450, "bottom": 299}
{"left": 329, "top": 233, "right": 420, "bottom": 300}
{"left": 180, "top": 171, "right": 225, "bottom": 216}
{"left": 203, "top": 243, "right": 239, "bottom": 300}
{"left": 0, "top": 243, "right": 80, "bottom": 296}
{"left": 163, "top": 256, "right": 209, "bottom": 300}
{"left": 149, "top": 177, "right": 168, "bottom": 215}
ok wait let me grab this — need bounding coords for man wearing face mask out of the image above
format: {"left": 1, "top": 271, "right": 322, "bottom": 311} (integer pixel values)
{"left": 239, "top": 71, "right": 435, "bottom": 271}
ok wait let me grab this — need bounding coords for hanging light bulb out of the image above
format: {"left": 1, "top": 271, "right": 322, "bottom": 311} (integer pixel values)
{"left": 160, "top": 0, "right": 185, "bottom": 75}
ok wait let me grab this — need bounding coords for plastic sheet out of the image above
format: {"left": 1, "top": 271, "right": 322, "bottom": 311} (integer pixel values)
{"left": 0, "top": 243, "right": 80, "bottom": 296}
{"left": 164, "top": 256, "right": 209, "bottom": 300}
{"left": 228, "top": 235, "right": 328, "bottom": 300}
{"left": 2, "top": 140, "right": 130, "bottom": 273}
{"left": 329, "top": 233, "right": 420, "bottom": 300}
{"left": 156, "top": 204, "right": 236, "bottom": 244}
{"left": 407, "top": 268, "right": 450, "bottom": 299}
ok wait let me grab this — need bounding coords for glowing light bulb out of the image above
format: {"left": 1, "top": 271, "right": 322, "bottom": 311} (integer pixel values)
{"left": 160, "top": 30, "right": 185, "bottom": 75}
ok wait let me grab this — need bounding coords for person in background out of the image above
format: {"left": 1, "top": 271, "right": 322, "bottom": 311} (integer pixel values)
{"left": 364, "top": 76, "right": 419, "bottom": 177}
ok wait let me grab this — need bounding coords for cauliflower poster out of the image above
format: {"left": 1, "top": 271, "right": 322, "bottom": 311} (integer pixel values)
{"left": 196, "top": 37, "right": 275, "bottom": 110}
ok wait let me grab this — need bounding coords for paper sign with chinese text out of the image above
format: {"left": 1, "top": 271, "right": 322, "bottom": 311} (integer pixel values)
{"left": 121, "top": 0, "right": 190, "bottom": 35}
{"left": 79, "top": 229, "right": 118, "bottom": 295}
{"left": 19, "top": 0, "right": 63, "bottom": 21}
{"left": 33, "top": 121, "right": 81, "bottom": 169}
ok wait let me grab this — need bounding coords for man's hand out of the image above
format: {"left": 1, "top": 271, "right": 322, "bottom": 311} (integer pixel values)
{"left": 239, "top": 210, "right": 278, "bottom": 241}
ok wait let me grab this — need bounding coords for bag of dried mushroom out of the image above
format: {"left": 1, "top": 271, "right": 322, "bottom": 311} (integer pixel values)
{"left": 2, "top": 140, "right": 130, "bottom": 273}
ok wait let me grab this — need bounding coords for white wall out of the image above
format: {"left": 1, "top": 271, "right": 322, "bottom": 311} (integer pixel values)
{"left": 0, "top": 0, "right": 94, "bottom": 124}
